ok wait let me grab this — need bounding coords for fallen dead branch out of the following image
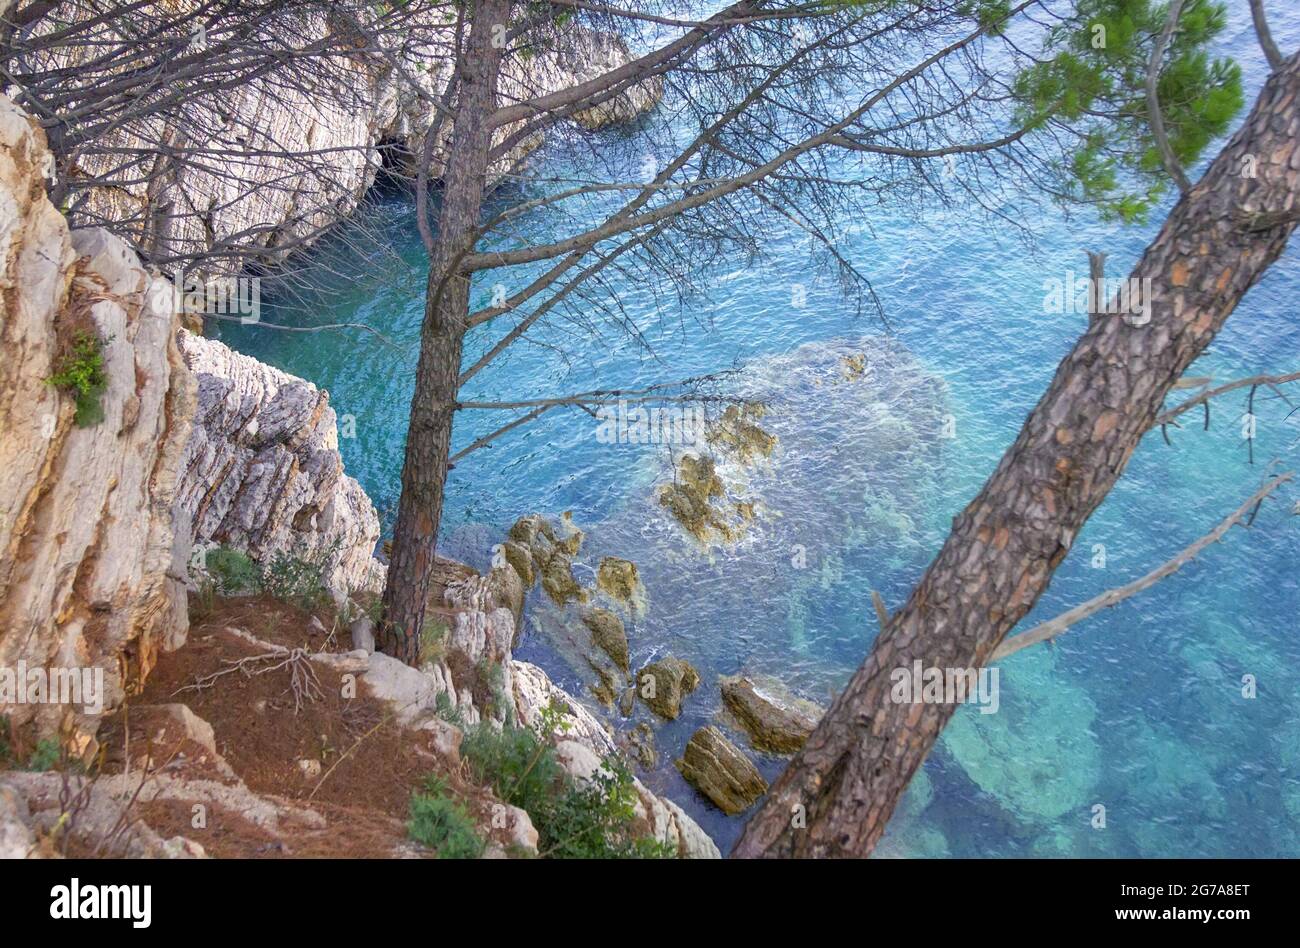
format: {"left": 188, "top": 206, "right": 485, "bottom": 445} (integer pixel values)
{"left": 173, "top": 648, "right": 323, "bottom": 714}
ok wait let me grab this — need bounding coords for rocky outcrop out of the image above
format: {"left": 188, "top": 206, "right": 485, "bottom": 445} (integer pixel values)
{"left": 56, "top": 10, "right": 661, "bottom": 275}
{"left": 720, "top": 673, "right": 825, "bottom": 754}
{"left": 638, "top": 656, "right": 701, "bottom": 720}
{"left": 0, "top": 782, "right": 36, "bottom": 859}
{"left": 512, "top": 660, "right": 617, "bottom": 759}
{"left": 0, "top": 97, "right": 194, "bottom": 750}
{"left": 677, "top": 725, "right": 768, "bottom": 816}
{"left": 567, "top": 31, "right": 664, "bottom": 129}
{"left": 596, "top": 556, "right": 644, "bottom": 607}
{"left": 507, "top": 513, "right": 587, "bottom": 607}
{"left": 2, "top": 771, "right": 209, "bottom": 858}
{"left": 581, "top": 607, "right": 629, "bottom": 673}
{"left": 174, "top": 331, "right": 381, "bottom": 601}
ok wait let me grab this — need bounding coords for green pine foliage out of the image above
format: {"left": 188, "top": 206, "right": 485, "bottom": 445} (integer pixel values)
{"left": 1011, "top": 0, "right": 1242, "bottom": 222}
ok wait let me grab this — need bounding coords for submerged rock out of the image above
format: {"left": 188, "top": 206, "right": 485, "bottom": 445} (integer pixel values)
{"left": 705, "top": 402, "right": 776, "bottom": 463}
{"left": 655, "top": 403, "right": 775, "bottom": 548}
{"left": 585, "top": 656, "right": 623, "bottom": 711}
{"left": 840, "top": 353, "right": 866, "bottom": 380}
{"left": 720, "top": 674, "right": 824, "bottom": 754}
{"left": 676, "top": 726, "right": 768, "bottom": 815}
{"left": 581, "top": 607, "right": 629, "bottom": 673}
{"left": 656, "top": 454, "right": 735, "bottom": 545}
{"left": 622, "top": 722, "right": 658, "bottom": 770}
{"left": 638, "top": 656, "right": 700, "bottom": 720}
{"left": 942, "top": 650, "right": 1100, "bottom": 823}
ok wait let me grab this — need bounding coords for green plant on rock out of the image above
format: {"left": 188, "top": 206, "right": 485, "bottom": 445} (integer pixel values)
{"left": 24, "top": 738, "right": 60, "bottom": 772}
{"left": 0, "top": 719, "right": 64, "bottom": 773}
{"left": 407, "top": 775, "right": 486, "bottom": 859}
{"left": 460, "top": 704, "right": 672, "bottom": 859}
{"left": 434, "top": 689, "right": 463, "bottom": 727}
{"left": 260, "top": 549, "right": 331, "bottom": 611}
{"left": 536, "top": 756, "right": 675, "bottom": 859}
{"left": 475, "top": 656, "right": 513, "bottom": 725}
{"left": 204, "top": 547, "right": 261, "bottom": 596}
{"left": 419, "top": 616, "right": 449, "bottom": 665}
{"left": 46, "top": 330, "right": 107, "bottom": 427}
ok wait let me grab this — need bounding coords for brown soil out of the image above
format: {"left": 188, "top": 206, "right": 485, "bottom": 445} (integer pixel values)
{"left": 88, "top": 594, "right": 503, "bottom": 858}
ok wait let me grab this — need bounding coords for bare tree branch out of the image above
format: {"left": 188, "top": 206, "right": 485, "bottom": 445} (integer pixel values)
{"left": 992, "top": 472, "right": 1293, "bottom": 661}
{"left": 1249, "top": 0, "right": 1284, "bottom": 71}
{"left": 1146, "top": 0, "right": 1192, "bottom": 195}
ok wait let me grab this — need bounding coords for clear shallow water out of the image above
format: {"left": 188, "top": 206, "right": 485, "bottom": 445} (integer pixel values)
{"left": 218, "top": 6, "right": 1300, "bottom": 856}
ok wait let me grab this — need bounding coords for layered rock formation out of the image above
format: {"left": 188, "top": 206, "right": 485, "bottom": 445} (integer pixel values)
{"left": 0, "top": 98, "right": 194, "bottom": 750}
{"left": 638, "top": 655, "right": 700, "bottom": 720}
{"left": 174, "top": 332, "right": 382, "bottom": 601}
{"left": 720, "top": 673, "right": 824, "bottom": 754}
{"left": 677, "top": 725, "right": 768, "bottom": 816}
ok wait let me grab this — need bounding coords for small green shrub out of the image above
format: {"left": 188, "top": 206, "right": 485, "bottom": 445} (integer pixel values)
{"left": 205, "top": 547, "right": 261, "bottom": 595}
{"left": 419, "top": 616, "right": 449, "bottom": 665}
{"left": 407, "top": 776, "right": 485, "bottom": 859}
{"left": 261, "top": 550, "right": 330, "bottom": 611}
{"left": 434, "top": 690, "right": 463, "bottom": 727}
{"left": 0, "top": 716, "right": 11, "bottom": 766}
{"left": 536, "top": 757, "right": 676, "bottom": 859}
{"left": 462, "top": 718, "right": 567, "bottom": 819}
{"left": 460, "top": 705, "right": 672, "bottom": 859}
{"left": 46, "top": 331, "right": 107, "bottom": 427}
{"left": 196, "top": 544, "right": 331, "bottom": 610}
{"left": 24, "top": 738, "right": 60, "bottom": 772}
{"left": 475, "top": 656, "right": 512, "bottom": 724}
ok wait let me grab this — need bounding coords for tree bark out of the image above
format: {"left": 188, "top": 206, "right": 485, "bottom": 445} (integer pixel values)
{"left": 380, "top": 0, "right": 513, "bottom": 663}
{"left": 733, "top": 50, "right": 1300, "bottom": 858}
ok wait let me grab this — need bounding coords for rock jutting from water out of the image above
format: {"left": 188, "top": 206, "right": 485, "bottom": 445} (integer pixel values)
{"left": 638, "top": 656, "right": 701, "bottom": 720}
{"left": 704, "top": 402, "right": 777, "bottom": 464}
{"left": 581, "top": 607, "right": 630, "bottom": 673}
{"left": 595, "top": 556, "right": 645, "bottom": 610}
{"left": 676, "top": 726, "right": 768, "bottom": 815}
{"left": 507, "top": 513, "right": 587, "bottom": 606}
{"left": 720, "top": 674, "right": 825, "bottom": 754}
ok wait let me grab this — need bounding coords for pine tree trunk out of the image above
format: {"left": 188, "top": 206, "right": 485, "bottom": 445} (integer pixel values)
{"left": 734, "top": 51, "right": 1300, "bottom": 858}
{"left": 380, "top": 0, "right": 512, "bottom": 664}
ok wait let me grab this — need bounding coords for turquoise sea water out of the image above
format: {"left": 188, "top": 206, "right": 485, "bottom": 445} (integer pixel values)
{"left": 218, "top": 6, "right": 1300, "bottom": 856}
